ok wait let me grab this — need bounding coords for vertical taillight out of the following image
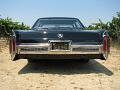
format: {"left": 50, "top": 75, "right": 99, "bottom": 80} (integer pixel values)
{"left": 103, "top": 32, "right": 107, "bottom": 52}
{"left": 13, "top": 37, "right": 16, "bottom": 52}
{"left": 9, "top": 37, "right": 16, "bottom": 54}
{"left": 9, "top": 38, "right": 12, "bottom": 54}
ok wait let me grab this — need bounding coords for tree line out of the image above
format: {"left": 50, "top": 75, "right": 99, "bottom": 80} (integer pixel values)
{"left": 0, "top": 12, "right": 120, "bottom": 42}
{"left": 87, "top": 12, "right": 120, "bottom": 42}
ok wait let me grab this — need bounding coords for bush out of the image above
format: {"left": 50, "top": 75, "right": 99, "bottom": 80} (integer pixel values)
{"left": 0, "top": 17, "right": 30, "bottom": 38}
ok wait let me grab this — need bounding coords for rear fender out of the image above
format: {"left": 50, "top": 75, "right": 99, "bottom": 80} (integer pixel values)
{"left": 101, "top": 31, "right": 110, "bottom": 60}
{"left": 9, "top": 30, "right": 18, "bottom": 60}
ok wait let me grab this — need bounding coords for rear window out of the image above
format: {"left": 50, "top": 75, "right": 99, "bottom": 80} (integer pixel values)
{"left": 32, "top": 19, "right": 84, "bottom": 30}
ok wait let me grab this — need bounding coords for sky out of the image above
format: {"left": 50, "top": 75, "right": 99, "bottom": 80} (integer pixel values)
{"left": 0, "top": 0, "right": 120, "bottom": 27}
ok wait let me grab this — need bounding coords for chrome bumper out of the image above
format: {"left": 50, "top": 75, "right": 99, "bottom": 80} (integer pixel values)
{"left": 16, "top": 43, "right": 103, "bottom": 55}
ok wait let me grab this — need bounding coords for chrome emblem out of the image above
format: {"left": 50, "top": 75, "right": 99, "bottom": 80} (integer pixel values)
{"left": 57, "top": 33, "right": 63, "bottom": 38}
{"left": 43, "top": 31, "right": 47, "bottom": 34}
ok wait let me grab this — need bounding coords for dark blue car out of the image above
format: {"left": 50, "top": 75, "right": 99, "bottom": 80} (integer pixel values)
{"left": 9, "top": 17, "right": 110, "bottom": 63}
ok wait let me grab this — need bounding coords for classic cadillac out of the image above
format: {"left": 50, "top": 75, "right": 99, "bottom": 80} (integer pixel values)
{"left": 9, "top": 17, "right": 110, "bottom": 62}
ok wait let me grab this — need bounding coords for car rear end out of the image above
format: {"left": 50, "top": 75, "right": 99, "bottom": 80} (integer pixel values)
{"left": 9, "top": 17, "right": 110, "bottom": 61}
{"left": 9, "top": 30, "right": 110, "bottom": 61}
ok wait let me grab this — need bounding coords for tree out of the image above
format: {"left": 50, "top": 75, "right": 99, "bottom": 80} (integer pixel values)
{"left": 108, "top": 12, "right": 120, "bottom": 42}
{"left": 87, "top": 12, "right": 120, "bottom": 43}
{"left": 0, "top": 17, "right": 30, "bottom": 38}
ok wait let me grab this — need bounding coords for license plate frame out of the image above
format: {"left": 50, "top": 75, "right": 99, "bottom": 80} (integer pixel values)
{"left": 49, "top": 40, "right": 71, "bottom": 51}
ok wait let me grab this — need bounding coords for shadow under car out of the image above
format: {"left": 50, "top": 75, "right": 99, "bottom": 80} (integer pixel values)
{"left": 18, "top": 59, "right": 113, "bottom": 76}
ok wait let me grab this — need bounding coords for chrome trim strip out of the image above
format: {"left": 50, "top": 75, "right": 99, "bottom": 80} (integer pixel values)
{"left": 18, "top": 51, "right": 101, "bottom": 54}
{"left": 49, "top": 40, "right": 71, "bottom": 42}
{"left": 72, "top": 44, "right": 102, "bottom": 47}
{"left": 103, "top": 31, "right": 107, "bottom": 37}
{"left": 17, "top": 43, "right": 49, "bottom": 47}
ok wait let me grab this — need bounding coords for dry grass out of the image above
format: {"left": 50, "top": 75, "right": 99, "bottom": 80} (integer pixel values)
{"left": 111, "top": 40, "right": 120, "bottom": 50}
{"left": 0, "top": 39, "right": 8, "bottom": 52}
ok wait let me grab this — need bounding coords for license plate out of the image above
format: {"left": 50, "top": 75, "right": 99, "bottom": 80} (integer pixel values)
{"left": 50, "top": 42, "right": 70, "bottom": 50}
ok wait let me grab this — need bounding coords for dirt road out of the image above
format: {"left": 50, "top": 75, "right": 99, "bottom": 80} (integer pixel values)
{"left": 0, "top": 45, "right": 120, "bottom": 90}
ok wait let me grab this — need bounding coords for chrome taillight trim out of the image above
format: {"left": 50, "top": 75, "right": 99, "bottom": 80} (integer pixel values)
{"left": 10, "top": 30, "right": 17, "bottom": 60}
